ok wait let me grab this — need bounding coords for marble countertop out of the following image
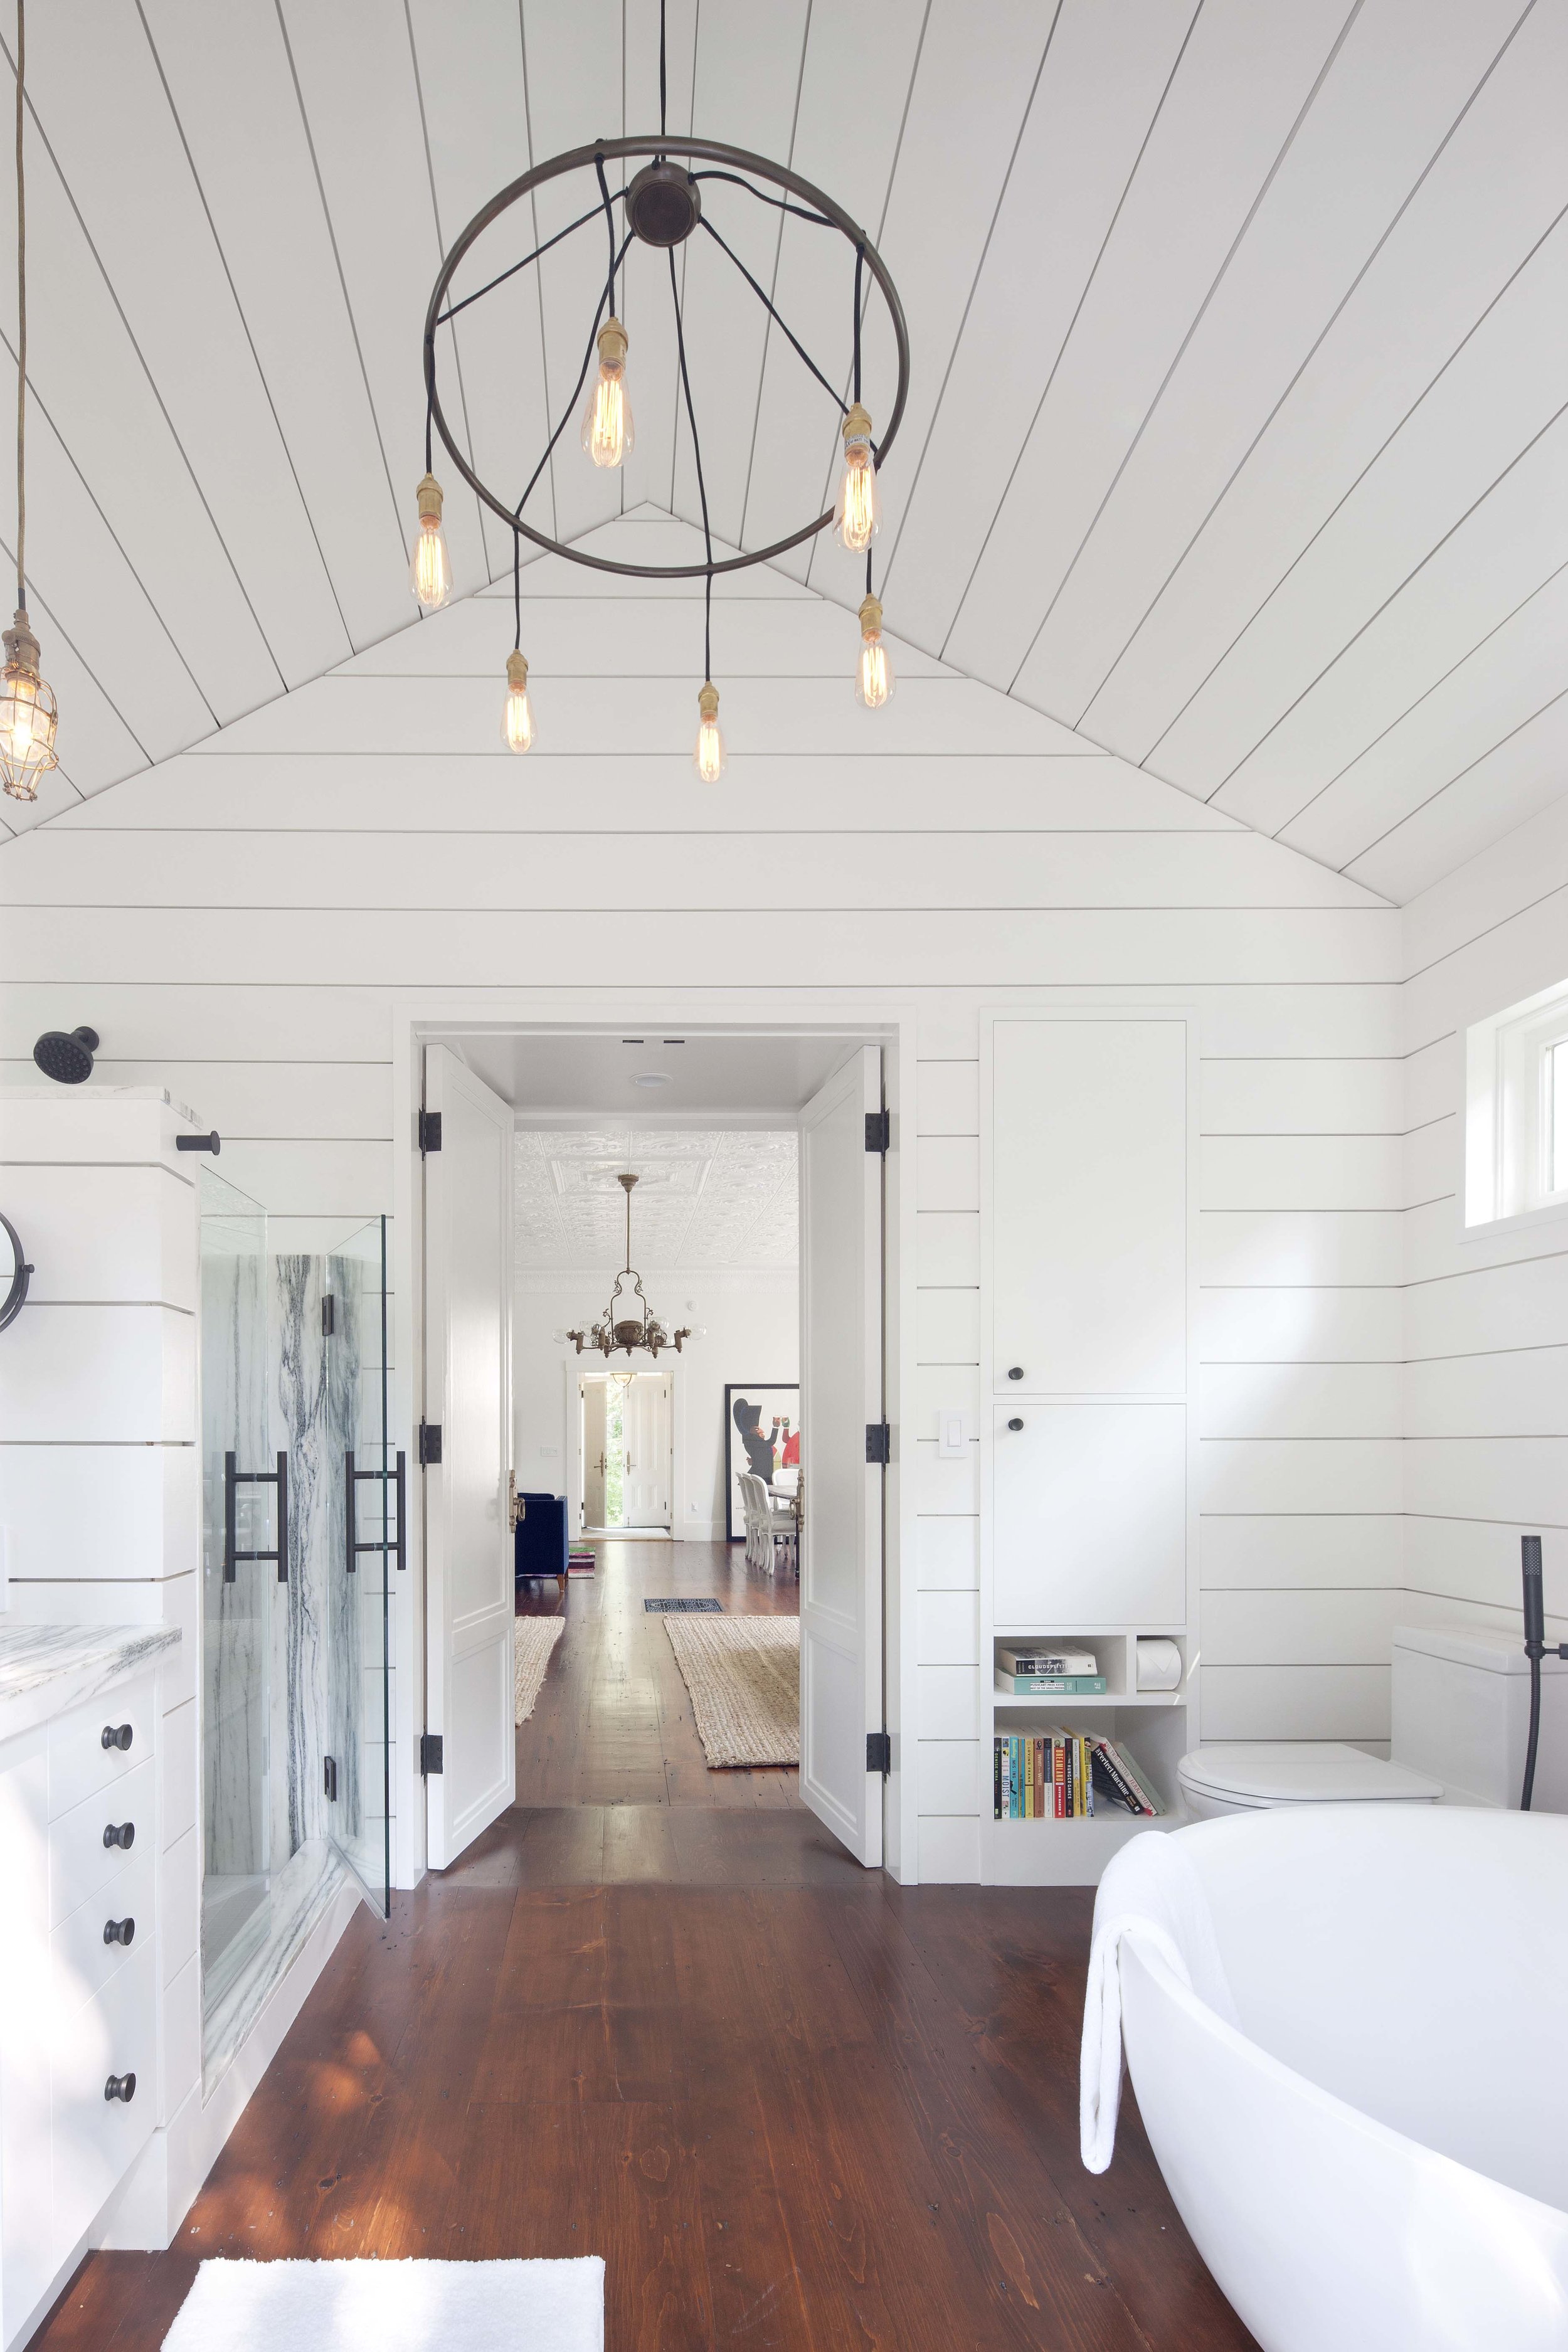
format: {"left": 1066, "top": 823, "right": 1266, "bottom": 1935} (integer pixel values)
{"left": 0, "top": 1620, "right": 180, "bottom": 1744}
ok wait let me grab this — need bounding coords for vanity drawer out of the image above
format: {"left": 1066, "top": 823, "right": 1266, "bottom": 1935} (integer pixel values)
{"left": 52, "top": 1850, "right": 154, "bottom": 2010}
{"left": 51, "top": 1939, "right": 156, "bottom": 2257}
{"left": 50, "top": 1758, "right": 154, "bottom": 1927}
{"left": 48, "top": 1678, "right": 156, "bottom": 1821}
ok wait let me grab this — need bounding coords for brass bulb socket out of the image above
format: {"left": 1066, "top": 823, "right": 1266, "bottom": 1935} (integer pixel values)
{"left": 697, "top": 682, "right": 719, "bottom": 721}
{"left": 3, "top": 608, "right": 41, "bottom": 675}
{"left": 597, "top": 317, "right": 628, "bottom": 369}
{"left": 506, "top": 650, "right": 529, "bottom": 691}
{"left": 842, "top": 401, "right": 872, "bottom": 445}
{"left": 415, "top": 472, "right": 444, "bottom": 523}
{"left": 858, "top": 594, "right": 883, "bottom": 638}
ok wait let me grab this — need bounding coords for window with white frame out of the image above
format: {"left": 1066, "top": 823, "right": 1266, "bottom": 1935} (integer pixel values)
{"left": 1465, "top": 979, "right": 1568, "bottom": 1227}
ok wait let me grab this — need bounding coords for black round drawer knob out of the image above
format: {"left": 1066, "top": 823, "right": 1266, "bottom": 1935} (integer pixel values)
{"left": 103, "top": 1821, "right": 135, "bottom": 1851}
{"left": 1007, "top": 1417, "right": 1024, "bottom": 1432}
{"left": 100, "top": 1724, "right": 134, "bottom": 1752}
{"left": 1007, "top": 1366, "right": 1024, "bottom": 1380}
{"left": 103, "top": 1917, "right": 135, "bottom": 1948}
{"left": 104, "top": 2072, "right": 136, "bottom": 2104}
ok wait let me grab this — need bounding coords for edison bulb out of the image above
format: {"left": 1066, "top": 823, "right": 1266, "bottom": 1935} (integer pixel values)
{"left": 694, "top": 681, "right": 725, "bottom": 783}
{"left": 834, "top": 403, "right": 880, "bottom": 552}
{"left": 581, "top": 318, "right": 634, "bottom": 469}
{"left": 0, "top": 612, "right": 58, "bottom": 802}
{"left": 855, "top": 594, "right": 894, "bottom": 709}
{"left": 409, "top": 473, "right": 452, "bottom": 608}
{"left": 501, "top": 650, "right": 534, "bottom": 754}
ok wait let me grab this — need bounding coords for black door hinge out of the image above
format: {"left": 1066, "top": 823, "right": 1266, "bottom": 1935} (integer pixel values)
{"left": 864, "top": 1108, "right": 889, "bottom": 1154}
{"left": 418, "top": 1109, "right": 442, "bottom": 1154}
{"left": 867, "top": 1731, "right": 891, "bottom": 1774}
{"left": 419, "top": 1421, "right": 443, "bottom": 1466}
{"left": 420, "top": 1733, "right": 443, "bottom": 1776}
{"left": 323, "top": 1754, "right": 338, "bottom": 1803}
{"left": 865, "top": 1422, "right": 891, "bottom": 1465}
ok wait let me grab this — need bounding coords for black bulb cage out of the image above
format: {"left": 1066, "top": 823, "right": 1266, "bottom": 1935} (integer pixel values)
{"left": 420, "top": 134, "right": 911, "bottom": 610}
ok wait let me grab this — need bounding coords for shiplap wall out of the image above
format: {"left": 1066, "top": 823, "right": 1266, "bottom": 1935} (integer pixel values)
{"left": 1399, "top": 794, "right": 1568, "bottom": 1650}
{"left": 0, "top": 516, "right": 1407, "bottom": 1881}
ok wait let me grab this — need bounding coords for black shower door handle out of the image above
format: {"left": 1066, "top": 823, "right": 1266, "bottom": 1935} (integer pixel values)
{"left": 223, "top": 1451, "right": 289, "bottom": 1582}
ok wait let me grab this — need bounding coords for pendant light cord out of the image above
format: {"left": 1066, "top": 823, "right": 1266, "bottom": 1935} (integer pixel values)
{"left": 14, "top": 0, "right": 26, "bottom": 613}
{"left": 669, "top": 246, "right": 713, "bottom": 681}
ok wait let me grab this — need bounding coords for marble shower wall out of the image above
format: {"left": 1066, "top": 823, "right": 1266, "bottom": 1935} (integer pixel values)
{"left": 201, "top": 1216, "right": 272, "bottom": 1896}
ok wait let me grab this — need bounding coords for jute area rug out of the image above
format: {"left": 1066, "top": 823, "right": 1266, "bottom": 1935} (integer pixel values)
{"left": 664, "top": 1614, "right": 799, "bottom": 1767}
{"left": 514, "top": 1614, "right": 565, "bottom": 1725}
{"left": 162, "top": 2255, "right": 604, "bottom": 2349}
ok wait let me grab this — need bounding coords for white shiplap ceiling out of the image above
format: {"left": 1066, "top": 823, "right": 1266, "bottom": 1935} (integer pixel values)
{"left": 515, "top": 1126, "right": 797, "bottom": 1269}
{"left": 0, "top": 1, "right": 1562, "bottom": 903}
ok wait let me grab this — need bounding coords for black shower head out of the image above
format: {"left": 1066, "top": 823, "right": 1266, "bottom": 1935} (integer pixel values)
{"left": 33, "top": 1025, "right": 99, "bottom": 1085}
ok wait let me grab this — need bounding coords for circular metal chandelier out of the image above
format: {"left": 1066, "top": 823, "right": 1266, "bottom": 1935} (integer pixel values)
{"left": 413, "top": 13, "right": 910, "bottom": 775}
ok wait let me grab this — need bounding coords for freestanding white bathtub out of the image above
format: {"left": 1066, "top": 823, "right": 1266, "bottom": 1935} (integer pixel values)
{"left": 1100, "top": 1807, "right": 1568, "bottom": 2351}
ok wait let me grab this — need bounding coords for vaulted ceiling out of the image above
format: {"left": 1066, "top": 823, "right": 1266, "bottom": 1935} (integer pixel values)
{"left": 0, "top": 0, "right": 1562, "bottom": 903}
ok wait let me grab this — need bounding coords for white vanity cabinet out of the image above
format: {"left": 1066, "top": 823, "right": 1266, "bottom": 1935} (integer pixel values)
{"left": 0, "top": 1636, "right": 176, "bottom": 2351}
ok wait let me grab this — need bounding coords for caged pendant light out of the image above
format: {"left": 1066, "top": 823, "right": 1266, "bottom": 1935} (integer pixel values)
{"left": 0, "top": 0, "right": 57, "bottom": 805}
{"left": 413, "top": 0, "right": 909, "bottom": 766}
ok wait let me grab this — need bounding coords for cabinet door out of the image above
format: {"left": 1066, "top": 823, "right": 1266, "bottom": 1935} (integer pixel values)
{"left": 993, "top": 1404, "right": 1186, "bottom": 1628}
{"left": 991, "top": 1019, "right": 1186, "bottom": 1396}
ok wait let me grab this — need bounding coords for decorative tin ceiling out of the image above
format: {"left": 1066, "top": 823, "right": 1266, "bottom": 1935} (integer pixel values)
{"left": 514, "top": 1126, "right": 797, "bottom": 1268}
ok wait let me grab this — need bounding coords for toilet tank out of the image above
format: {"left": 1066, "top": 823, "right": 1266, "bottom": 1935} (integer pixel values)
{"left": 1392, "top": 1623, "right": 1568, "bottom": 1811}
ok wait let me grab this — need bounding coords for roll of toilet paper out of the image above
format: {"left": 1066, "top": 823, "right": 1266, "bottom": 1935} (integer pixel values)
{"left": 1136, "top": 1638, "right": 1182, "bottom": 1693}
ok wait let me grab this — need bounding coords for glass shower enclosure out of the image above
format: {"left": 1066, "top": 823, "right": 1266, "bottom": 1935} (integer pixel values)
{"left": 199, "top": 1170, "right": 395, "bottom": 2033}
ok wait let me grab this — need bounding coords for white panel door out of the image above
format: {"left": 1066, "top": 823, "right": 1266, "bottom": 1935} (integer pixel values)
{"left": 993, "top": 1402, "right": 1187, "bottom": 1628}
{"left": 623, "top": 1375, "right": 672, "bottom": 1528}
{"left": 423, "top": 1044, "right": 514, "bottom": 1870}
{"left": 581, "top": 1379, "right": 608, "bottom": 1528}
{"left": 992, "top": 1019, "right": 1187, "bottom": 1396}
{"left": 799, "top": 1046, "right": 884, "bottom": 1866}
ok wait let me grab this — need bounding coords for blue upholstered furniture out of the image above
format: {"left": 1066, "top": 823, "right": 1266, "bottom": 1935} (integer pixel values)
{"left": 515, "top": 1490, "right": 568, "bottom": 1589}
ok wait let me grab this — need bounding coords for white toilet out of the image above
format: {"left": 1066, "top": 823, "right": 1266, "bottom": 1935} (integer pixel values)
{"left": 1178, "top": 1621, "right": 1568, "bottom": 1820}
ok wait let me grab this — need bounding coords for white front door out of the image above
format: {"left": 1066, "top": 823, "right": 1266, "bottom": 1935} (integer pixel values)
{"left": 798, "top": 1045, "right": 884, "bottom": 1866}
{"left": 623, "top": 1374, "right": 672, "bottom": 1527}
{"left": 582, "top": 1379, "right": 609, "bottom": 1527}
{"left": 422, "top": 1044, "right": 515, "bottom": 1870}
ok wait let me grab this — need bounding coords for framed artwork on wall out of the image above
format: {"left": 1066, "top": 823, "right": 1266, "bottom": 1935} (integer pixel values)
{"left": 724, "top": 1384, "right": 800, "bottom": 1542}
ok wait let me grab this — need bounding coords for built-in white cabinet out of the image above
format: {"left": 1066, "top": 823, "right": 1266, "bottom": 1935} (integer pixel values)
{"left": 981, "top": 1010, "right": 1197, "bottom": 1887}
{"left": 990, "top": 1017, "right": 1187, "bottom": 1397}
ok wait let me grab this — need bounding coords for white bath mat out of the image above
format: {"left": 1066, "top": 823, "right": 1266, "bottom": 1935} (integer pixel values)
{"left": 664, "top": 1613, "right": 799, "bottom": 1767}
{"left": 515, "top": 1614, "right": 565, "bottom": 1725}
{"left": 162, "top": 2257, "right": 603, "bottom": 2349}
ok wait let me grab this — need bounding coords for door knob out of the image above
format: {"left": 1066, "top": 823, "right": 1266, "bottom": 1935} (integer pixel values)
{"left": 1007, "top": 1417, "right": 1024, "bottom": 1432}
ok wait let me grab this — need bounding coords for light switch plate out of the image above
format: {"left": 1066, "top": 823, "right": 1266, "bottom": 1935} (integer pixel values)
{"left": 937, "top": 1411, "right": 968, "bottom": 1459}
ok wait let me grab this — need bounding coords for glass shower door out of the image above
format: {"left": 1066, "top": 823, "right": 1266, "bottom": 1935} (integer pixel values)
{"left": 325, "top": 1216, "right": 394, "bottom": 1917}
{"left": 198, "top": 1165, "right": 273, "bottom": 2005}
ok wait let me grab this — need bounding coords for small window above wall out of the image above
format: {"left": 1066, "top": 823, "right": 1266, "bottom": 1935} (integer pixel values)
{"left": 1466, "top": 978, "right": 1568, "bottom": 1229}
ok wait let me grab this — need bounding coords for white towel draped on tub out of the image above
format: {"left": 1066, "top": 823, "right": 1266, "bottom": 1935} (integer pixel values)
{"left": 1080, "top": 1831, "right": 1241, "bottom": 2173}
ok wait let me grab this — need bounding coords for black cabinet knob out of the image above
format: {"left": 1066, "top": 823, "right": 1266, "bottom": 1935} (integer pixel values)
{"left": 100, "top": 1724, "right": 133, "bottom": 1752}
{"left": 104, "top": 2072, "right": 136, "bottom": 2104}
{"left": 102, "top": 1917, "right": 135, "bottom": 1948}
{"left": 103, "top": 1821, "right": 135, "bottom": 1851}
{"left": 1007, "top": 1367, "right": 1024, "bottom": 1380}
{"left": 1007, "top": 1417, "right": 1024, "bottom": 1432}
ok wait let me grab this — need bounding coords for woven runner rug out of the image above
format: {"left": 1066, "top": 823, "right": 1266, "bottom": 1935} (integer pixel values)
{"left": 663, "top": 1614, "right": 799, "bottom": 1767}
{"left": 514, "top": 1614, "right": 565, "bottom": 1725}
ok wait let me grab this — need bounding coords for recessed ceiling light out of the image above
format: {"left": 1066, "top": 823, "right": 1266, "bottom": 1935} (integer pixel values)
{"left": 632, "top": 1072, "right": 672, "bottom": 1088}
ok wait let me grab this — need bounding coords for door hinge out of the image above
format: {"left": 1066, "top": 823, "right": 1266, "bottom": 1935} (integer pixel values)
{"left": 865, "top": 1422, "right": 891, "bottom": 1465}
{"left": 418, "top": 1108, "right": 442, "bottom": 1154}
{"left": 419, "top": 1421, "right": 443, "bottom": 1466}
{"left": 864, "top": 1107, "right": 889, "bottom": 1154}
{"left": 867, "top": 1731, "right": 892, "bottom": 1774}
{"left": 323, "top": 1754, "right": 338, "bottom": 1803}
{"left": 420, "top": 1732, "right": 443, "bottom": 1776}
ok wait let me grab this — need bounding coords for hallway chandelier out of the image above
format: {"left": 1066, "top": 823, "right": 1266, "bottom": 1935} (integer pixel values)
{"left": 563, "top": 1174, "right": 693, "bottom": 1362}
{"left": 1, "top": 0, "right": 58, "bottom": 803}
{"left": 411, "top": 0, "right": 909, "bottom": 771}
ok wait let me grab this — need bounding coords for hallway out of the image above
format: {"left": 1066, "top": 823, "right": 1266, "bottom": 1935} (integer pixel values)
{"left": 516, "top": 1537, "right": 801, "bottom": 1812}
{"left": 35, "top": 1814, "right": 1256, "bottom": 2352}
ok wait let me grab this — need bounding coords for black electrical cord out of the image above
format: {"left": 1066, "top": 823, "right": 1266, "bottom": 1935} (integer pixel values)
{"left": 669, "top": 245, "right": 714, "bottom": 676}
{"left": 594, "top": 150, "right": 617, "bottom": 315}
{"left": 435, "top": 200, "right": 612, "bottom": 327}
{"left": 852, "top": 242, "right": 863, "bottom": 407}
{"left": 688, "top": 170, "right": 834, "bottom": 226}
{"left": 696, "top": 216, "right": 845, "bottom": 409}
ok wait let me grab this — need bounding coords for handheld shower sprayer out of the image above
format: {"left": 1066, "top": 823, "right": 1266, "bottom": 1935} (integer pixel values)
{"left": 1521, "top": 1534, "right": 1565, "bottom": 1809}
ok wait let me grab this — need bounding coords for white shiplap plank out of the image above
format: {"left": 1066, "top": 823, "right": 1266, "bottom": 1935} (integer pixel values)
{"left": 1405, "top": 1253, "right": 1568, "bottom": 1362}
{"left": 1405, "top": 1348, "right": 1568, "bottom": 1441}
{"left": 1346, "top": 687, "right": 1568, "bottom": 903}
{"left": 1200, "top": 1210, "right": 1404, "bottom": 1288}
{"left": 1404, "top": 1435, "right": 1567, "bottom": 1528}
{"left": 1199, "top": 1284, "right": 1402, "bottom": 1364}
{"left": 1200, "top": 1663, "right": 1389, "bottom": 1740}
{"left": 1200, "top": 1057, "right": 1401, "bottom": 1134}
{"left": 942, "top": 0, "right": 1352, "bottom": 693}
{"left": 1200, "top": 1513, "right": 1400, "bottom": 1590}
{"left": 1201, "top": 1362, "right": 1401, "bottom": 1439}
{"left": 1199, "top": 1133, "right": 1403, "bottom": 1211}
{"left": 1203, "top": 1586, "right": 1407, "bottom": 1666}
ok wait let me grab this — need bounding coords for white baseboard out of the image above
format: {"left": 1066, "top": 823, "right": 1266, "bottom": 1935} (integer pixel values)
{"left": 96, "top": 1873, "right": 363, "bottom": 2257}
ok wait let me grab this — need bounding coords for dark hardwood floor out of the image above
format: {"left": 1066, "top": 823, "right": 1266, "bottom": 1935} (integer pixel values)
{"left": 516, "top": 1536, "right": 802, "bottom": 1810}
{"left": 36, "top": 1538, "right": 1257, "bottom": 2349}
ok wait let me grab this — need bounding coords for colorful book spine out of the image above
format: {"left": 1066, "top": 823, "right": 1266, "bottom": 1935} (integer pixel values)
{"left": 995, "top": 1673, "right": 1108, "bottom": 1696}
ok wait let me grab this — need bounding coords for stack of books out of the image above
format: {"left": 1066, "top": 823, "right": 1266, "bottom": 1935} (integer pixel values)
{"left": 566, "top": 1547, "right": 595, "bottom": 1580}
{"left": 994, "top": 1643, "right": 1105, "bottom": 1697}
{"left": 993, "top": 1731, "right": 1160, "bottom": 1820}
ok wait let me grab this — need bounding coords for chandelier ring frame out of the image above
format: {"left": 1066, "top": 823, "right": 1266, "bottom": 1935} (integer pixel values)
{"left": 421, "top": 133, "right": 911, "bottom": 580}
